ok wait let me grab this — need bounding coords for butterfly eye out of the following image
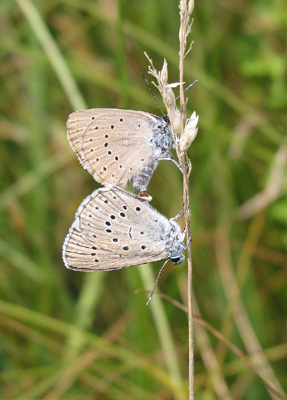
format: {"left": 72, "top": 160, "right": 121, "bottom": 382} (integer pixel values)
{"left": 171, "top": 254, "right": 184, "bottom": 265}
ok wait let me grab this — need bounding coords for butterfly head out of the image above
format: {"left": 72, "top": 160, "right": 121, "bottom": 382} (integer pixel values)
{"left": 152, "top": 115, "right": 174, "bottom": 157}
{"left": 168, "top": 220, "right": 185, "bottom": 265}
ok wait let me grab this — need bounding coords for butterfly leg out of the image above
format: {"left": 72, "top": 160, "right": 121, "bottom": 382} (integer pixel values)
{"left": 181, "top": 226, "right": 192, "bottom": 250}
{"left": 159, "top": 157, "right": 183, "bottom": 174}
{"left": 170, "top": 206, "right": 184, "bottom": 221}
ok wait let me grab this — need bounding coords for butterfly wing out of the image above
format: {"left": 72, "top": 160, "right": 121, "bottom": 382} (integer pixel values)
{"left": 62, "top": 186, "right": 172, "bottom": 271}
{"left": 67, "top": 109, "right": 158, "bottom": 188}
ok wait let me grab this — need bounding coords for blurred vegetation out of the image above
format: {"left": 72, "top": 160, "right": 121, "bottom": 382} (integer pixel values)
{"left": 0, "top": 0, "right": 286, "bottom": 399}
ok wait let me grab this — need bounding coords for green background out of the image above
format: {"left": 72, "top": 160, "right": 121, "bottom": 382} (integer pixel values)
{"left": 1, "top": 0, "right": 286, "bottom": 399}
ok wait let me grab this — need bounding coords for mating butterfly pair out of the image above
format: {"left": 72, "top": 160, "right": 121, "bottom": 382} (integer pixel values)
{"left": 62, "top": 108, "right": 185, "bottom": 277}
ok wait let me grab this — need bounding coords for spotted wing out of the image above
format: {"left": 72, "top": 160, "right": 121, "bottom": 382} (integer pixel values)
{"left": 62, "top": 186, "right": 172, "bottom": 271}
{"left": 67, "top": 108, "right": 157, "bottom": 188}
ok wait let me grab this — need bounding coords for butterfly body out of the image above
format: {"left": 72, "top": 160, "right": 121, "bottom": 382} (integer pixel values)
{"left": 67, "top": 109, "right": 174, "bottom": 195}
{"left": 62, "top": 186, "right": 184, "bottom": 271}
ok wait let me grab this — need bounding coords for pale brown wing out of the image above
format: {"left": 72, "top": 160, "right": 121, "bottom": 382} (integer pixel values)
{"left": 67, "top": 109, "right": 157, "bottom": 187}
{"left": 62, "top": 187, "right": 171, "bottom": 271}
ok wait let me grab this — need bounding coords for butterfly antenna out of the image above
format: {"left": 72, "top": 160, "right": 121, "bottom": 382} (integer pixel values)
{"left": 175, "top": 80, "right": 198, "bottom": 101}
{"left": 146, "top": 259, "right": 169, "bottom": 306}
{"left": 142, "top": 75, "right": 165, "bottom": 116}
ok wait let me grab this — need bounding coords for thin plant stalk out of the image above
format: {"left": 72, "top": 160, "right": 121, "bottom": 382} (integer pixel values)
{"left": 145, "top": 1, "right": 197, "bottom": 397}
{"left": 178, "top": 2, "right": 195, "bottom": 399}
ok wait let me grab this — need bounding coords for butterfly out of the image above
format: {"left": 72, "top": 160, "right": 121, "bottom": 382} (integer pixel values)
{"left": 67, "top": 108, "right": 175, "bottom": 200}
{"left": 62, "top": 186, "right": 185, "bottom": 272}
